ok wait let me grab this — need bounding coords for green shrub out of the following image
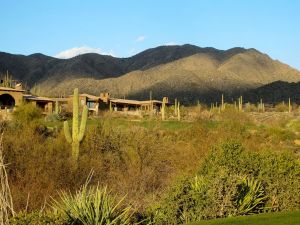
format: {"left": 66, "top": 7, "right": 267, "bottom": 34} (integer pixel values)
{"left": 8, "top": 211, "right": 65, "bottom": 225}
{"left": 149, "top": 140, "right": 300, "bottom": 224}
{"left": 13, "top": 103, "right": 42, "bottom": 124}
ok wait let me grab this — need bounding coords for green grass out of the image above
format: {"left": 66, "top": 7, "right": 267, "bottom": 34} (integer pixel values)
{"left": 187, "top": 211, "right": 300, "bottom": 225}
{"left": 43, "top": 117, "right": 192, "bottom": 131}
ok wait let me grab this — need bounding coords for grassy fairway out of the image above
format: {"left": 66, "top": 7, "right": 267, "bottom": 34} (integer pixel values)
{"left": 187, "top": 211, "right": 300, "bottom": 225}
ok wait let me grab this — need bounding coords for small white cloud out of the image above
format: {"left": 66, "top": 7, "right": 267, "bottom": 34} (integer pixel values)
{"left": 135, "top": 36, "right": 146, "bottom": 42}
{"left": 165, "top": 42, "right": 177, "bottom": 46}
{"left": 55, "top": 46, "right": 115, "bottom": 59}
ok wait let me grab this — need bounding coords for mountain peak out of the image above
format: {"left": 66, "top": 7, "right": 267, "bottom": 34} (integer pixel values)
{"left": 0, "top": 44, "right": 299, "bottom": 103}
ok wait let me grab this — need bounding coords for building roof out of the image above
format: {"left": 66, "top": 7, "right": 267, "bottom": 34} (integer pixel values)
{"left": 24, "top": 95, "right": 54, "bottom": 102}
{"left": 68, "top": 93, "right": 100, "bottom": 101}
{"left": 110, "top": 98, "right": 164, "bottom": 105}
{"left": 51, "top": 97, "right": 69, "bottom": 102}
{"left": 0, "top": 87, "right": 26, "bottom": 92}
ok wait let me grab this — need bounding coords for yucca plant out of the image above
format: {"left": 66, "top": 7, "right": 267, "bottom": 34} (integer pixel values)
{"left": 51, "top": 185, "right": 134, "bottom": 225}
{"left": 234, "top": 177, "right": 267, "bottom": 215}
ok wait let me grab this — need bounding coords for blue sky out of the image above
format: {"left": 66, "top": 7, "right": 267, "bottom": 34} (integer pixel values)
{"left": 0, "top": 0, "right": 299, "bottom": 69}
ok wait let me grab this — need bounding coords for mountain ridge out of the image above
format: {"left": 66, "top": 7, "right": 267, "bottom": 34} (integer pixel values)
{"left": 0, "top": 44, "right": 299, "bottom": 103}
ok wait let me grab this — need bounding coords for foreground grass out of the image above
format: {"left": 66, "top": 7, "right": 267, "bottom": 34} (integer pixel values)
{"left": 187, "top": 211, "right": 300, "bottom": 225}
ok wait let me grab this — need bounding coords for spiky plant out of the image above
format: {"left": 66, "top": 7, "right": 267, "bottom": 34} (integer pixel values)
{"left": 234, "top": 177, "right": 267, "bottom": 215}
{"left": 64, "top": 88, "right": 88, "bottom": 165}
{"left": 51, "top": 185, "right": 133, "bottom": 225}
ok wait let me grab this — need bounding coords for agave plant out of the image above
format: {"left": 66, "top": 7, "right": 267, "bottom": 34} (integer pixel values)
{"left": 51, "top": 185, "right": 134, "bottom": 225}
{"left": 234, "top": 177, "right": 268, "bottom": 215}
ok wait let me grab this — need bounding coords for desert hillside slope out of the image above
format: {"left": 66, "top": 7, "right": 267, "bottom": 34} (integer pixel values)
{"left": 0, "top": 44, "right": 299, "bottom": 103}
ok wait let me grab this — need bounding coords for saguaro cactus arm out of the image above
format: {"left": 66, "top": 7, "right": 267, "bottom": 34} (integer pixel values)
{"left": 79, "top": 105, "right": 88, "bottom": 141}
{"left": 63, "top": 121, "right": 72, "bottom": 143}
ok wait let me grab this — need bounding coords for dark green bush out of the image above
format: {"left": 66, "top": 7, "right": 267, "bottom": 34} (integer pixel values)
{"left": 150, "top": 140, "right": 300, "bottom": 224}
{"left": 8, "top": 211, "right": 65, "bottom": 225}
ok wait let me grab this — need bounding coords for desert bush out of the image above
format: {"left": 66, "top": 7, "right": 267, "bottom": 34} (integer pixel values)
{"left": 8, "top": 211, "right": 65, "bottom": 225}
{"left": 275, "top": 102, "right": 289, "bottom": 112}
{"left": 12, "top": 103, "right": 42, "bottom": 124}
{"left": 51, "top": 185, "right": 134, "bottom": 225}
{"left": 149, "top": 140, "right": 300, "bottom": 224}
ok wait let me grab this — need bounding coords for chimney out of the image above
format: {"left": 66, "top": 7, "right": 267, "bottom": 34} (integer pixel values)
{"left": 15, "top": 83, "right": 23, "bottom": 90}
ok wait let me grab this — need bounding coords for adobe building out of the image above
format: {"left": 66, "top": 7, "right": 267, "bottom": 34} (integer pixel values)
{"left": 0, "top": 84, "right": 54, "bottom": 115}
{"left": 0, "top": 86, "right": 25, "bottom": 111}
{"left": 23, "top": 95, "right": 54, "bottom": 114}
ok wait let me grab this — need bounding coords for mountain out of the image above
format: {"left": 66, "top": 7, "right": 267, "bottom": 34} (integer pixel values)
{"left": 243, "top": 81, "right": 300, "bottom": 104}
{"left": 0, "top": 44, "right": 300, "bottom": 104}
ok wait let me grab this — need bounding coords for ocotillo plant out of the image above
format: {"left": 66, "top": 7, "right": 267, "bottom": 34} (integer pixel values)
{"left": 64, "top": 88, "right": 88, "bottom": 165}
{"left": 177, "top": 102, "right": 181, "bottom": 121}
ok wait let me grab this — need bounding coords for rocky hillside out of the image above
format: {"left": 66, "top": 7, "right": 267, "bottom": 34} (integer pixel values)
{"left": 1, "top": 44, "right": 300, "bottom": 104}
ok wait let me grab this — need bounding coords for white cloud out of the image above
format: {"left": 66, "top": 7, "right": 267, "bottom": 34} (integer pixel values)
{"left": 135, "top": 36, "right": 146, "bottom": 42}
{"left": 54, "top": 46, "right": 115, "bottom": 59}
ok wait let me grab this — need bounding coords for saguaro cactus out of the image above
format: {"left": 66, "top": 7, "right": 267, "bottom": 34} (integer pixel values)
{"left": 238, "top": 96, "right": 243, "bottom": 112}
{"left": 221, "top": 94, "right": 225, "bottom": 111}
{"left": 177, "top": 101, "right": 181, "bottom": 121}
{"left": 109, "top": 101, "right": 113, "bottom": 112}
{"left": 64, "top": 88, "right": 88, "bottom": 165}
{"left": 55, "top": 100, "right": 59, "bottom": 114}
{"left": 161, "top": 97, "right": 167, "bottom": 121}
{"left": 174, "top": 98, "right": 178, "bottom": 116}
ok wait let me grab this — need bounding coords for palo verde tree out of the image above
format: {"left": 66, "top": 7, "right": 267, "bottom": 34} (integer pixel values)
{"left": 64, "top": 88, "right": 88, "bottom": 166}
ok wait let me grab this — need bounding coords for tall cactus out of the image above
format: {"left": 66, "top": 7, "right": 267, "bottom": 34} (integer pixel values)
{"left": 221, "top": 94, "right": 225, "bottom": 111}
{"left": 161, "top": 97, "right": 167, "bottom": 121}
{"left": 64, "top": 88, "right": 88, "bottom": 165}
{"left": 55, "top": 100, "right": 59, "bottom": 114}
{"left": 109, "top": 101, "right": 113, "bottom": 112}
{"left": 174, "top": 98, "right": 178, "bottom": 116}
{"left": 238, "top": 96, "right": 243, "bottom": 112}
{"left": 177, "top": 101, "right": 181, "bottom": 121}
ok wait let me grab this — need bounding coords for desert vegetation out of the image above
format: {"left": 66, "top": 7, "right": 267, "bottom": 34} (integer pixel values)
{"left": 0, "top": 96, "right": 299, "bottom": 224}
{"left": 0, "top": 85, "right": 297, "bottom": 223}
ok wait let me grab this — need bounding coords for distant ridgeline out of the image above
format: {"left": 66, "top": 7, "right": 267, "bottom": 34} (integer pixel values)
{"left": 1, "top": 44, "right": 300, "bottom": 105}
{"left": 242, "top": 81, "right": 300, "bottom": 104}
